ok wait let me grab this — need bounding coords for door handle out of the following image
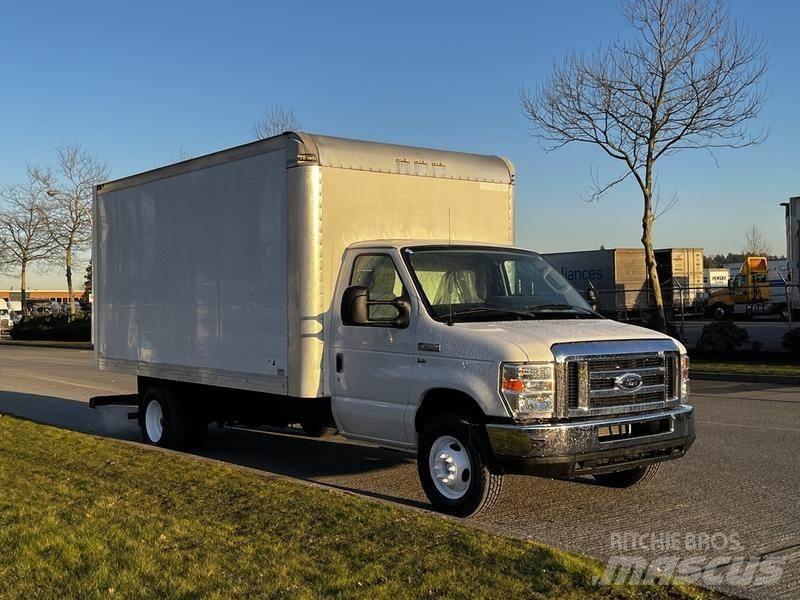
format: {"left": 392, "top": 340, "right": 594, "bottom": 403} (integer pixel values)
{"left": 417, "top": 357, "right": 427, "bottom": 364}
{"left": 336, "top": 353, "right": 343, "bottom": 373}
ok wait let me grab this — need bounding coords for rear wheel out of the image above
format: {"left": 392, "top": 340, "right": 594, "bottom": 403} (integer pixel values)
{"left": 417, "top": 415, "right": 502, "bottom": 517}
{"left": 139, "top": 385, "right": 206, "bottom": 449}
{"left": 592, "top": 462, "right": 660, "bottom": 488}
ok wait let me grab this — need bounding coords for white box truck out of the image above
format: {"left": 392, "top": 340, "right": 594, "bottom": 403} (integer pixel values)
{"left": 91, "top": 132, "right": 694, "bottom": 516}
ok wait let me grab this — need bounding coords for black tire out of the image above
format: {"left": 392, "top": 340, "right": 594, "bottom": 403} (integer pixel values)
{"left": 417, "top": 414, "right": 503, "bottom": 517}
{"left": 592, "top": 462, "right": 661, "bottom": 488}
{"left": 139, "top": 385, "right": 206, "bottom": 450}
{"left": 299, "top": 418, "right": 337, "bottom": 437}
{"left": 712, "top": 303, "right": 730, "bottom": 321}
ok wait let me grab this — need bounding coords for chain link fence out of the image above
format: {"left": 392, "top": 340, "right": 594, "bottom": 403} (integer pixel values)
{"left": 588, "top": 280, "right": 800, "bottom": 334}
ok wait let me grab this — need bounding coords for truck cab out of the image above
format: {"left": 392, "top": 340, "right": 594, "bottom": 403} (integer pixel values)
{"left": 330, "top": 241, "right": 694, "bottom": 515}
{"left": 707, "top": 257, "right": 778, "bottom": 319}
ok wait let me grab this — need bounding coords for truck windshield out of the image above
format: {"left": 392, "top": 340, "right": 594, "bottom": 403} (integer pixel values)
{"left": 403, "top": 247, "right": 598, "bottom": 322}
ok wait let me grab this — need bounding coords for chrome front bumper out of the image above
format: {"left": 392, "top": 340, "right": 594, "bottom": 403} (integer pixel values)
{"left": 485, "top": 404, "right": 695, "bottom": 476}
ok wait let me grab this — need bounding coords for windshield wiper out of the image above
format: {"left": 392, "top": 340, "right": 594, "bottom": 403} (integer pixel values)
{"left": 440, "top": 306, "right": 538, "bottom": 321}
{"left": 528, "top": 304, "right": 600, "bottom": 316}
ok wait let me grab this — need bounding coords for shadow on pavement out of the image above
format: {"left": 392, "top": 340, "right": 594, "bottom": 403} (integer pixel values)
{"left": 0, "top": 390, "right": 420, "bottom": 506}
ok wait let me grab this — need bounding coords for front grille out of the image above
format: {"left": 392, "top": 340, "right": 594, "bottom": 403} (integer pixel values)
{"left": 590, "top": 390, "right": 664, "bottom": 409}
{"left": 564, "top": 351, "right": 680, "bottom": 414}
{"left": 589, "top": 356, "right": 663, "bottom": 371}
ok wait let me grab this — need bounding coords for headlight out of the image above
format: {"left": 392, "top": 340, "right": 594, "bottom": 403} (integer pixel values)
{"left": 500, "top": 362, "right": 555, "bottom": 419}
{"left": 680, "top": 354, "right": 690, "bottom": 400}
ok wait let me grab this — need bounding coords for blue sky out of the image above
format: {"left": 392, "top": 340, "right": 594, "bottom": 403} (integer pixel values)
{"left": 1, "top": 0, "right": 797, "bottom": 289}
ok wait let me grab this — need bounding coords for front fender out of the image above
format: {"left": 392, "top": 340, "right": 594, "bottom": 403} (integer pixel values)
{"left": 405, "top": 356, "right": 506, "bottom": 439}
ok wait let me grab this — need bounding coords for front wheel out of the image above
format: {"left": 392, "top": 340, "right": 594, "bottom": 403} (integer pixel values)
{"left": 417, "top": 415, "right": 503, "bottom": 517}
{"left": 592, "top": 462, "right": 661, "bottom": 488}
{"left": 712, "top": 303, "right": 730, "bottom": 321}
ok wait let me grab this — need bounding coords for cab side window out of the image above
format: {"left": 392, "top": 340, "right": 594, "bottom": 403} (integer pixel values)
{"left": 350, "top": 254, "right": 407, "bottom": 321}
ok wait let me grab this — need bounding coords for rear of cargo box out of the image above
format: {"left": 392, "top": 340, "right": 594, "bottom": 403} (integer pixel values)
{"left": 94, "top": 138, "right": 290, "bottom": 395}
{"left": 656, "top": 248, "right": 704, "bottom": 308}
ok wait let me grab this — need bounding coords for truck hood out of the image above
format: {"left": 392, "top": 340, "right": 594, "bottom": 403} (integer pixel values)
{"left": 453, "top": 319, "right": 682, "bottom": 362}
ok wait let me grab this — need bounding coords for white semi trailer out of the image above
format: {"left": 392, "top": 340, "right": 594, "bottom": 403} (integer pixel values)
{"left": 91, "top": 132, "right": 694, "bottom": 516}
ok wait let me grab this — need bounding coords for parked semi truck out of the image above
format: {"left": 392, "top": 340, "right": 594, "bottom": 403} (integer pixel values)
{"left": 706, "top": 256, "right": 792, "bottom": 320}
{"left": 91, "top": 132, "right": 694, "bottom": 516}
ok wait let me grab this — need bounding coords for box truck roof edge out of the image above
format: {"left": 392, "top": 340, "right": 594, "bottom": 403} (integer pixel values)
{"left": 95, "top": 131, "right": 515, "bottom": 195}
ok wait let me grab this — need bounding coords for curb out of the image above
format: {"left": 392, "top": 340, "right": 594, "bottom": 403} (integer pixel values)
{"left": 0, "top": 340, "right": 93, "bottom": 351}
{"left": 692, "top": 371, "right": 800, "bottom": 385}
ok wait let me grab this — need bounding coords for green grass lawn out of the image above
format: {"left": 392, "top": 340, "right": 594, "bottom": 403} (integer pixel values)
{"left": 0, "top": 416, "right": 719, "bottom": 600}
{"left": 691, "top": 360, "right": 800, "bottom": 376}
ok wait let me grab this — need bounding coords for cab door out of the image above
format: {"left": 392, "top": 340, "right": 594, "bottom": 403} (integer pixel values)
{"left": 330, "top": 251, "right": 417, "bottom": 446}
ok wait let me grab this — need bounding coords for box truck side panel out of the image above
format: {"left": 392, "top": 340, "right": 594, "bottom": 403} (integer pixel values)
{"left": 540, "top": 250, "right": 616, "bottom": 289}
{"left": 319, "top": 168, "right": 513, "bottom": 301}
{"left": 96, "top": 149, "right": 288, "bottom": 393}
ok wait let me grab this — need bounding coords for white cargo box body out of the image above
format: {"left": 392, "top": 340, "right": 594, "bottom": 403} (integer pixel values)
{"left": 94, "top": 132, "right": 514, "bottom": 398}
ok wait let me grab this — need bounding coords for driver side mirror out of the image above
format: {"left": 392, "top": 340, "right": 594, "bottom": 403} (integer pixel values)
{"left": 585, "top": 285, "right": 598, "bottom": 311}
{"left": 341, "top": 285, "right": 411, "bottom": 329}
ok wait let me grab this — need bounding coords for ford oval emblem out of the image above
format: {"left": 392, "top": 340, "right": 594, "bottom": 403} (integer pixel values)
{"left": 615, "top": 373, "right": 643, "bottom": 391}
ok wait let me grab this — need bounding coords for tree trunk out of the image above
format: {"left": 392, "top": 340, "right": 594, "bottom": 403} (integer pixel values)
{"left": 20, "top": 263, "right": 28, "bottom": 319}
{"left": 641, "top": 189, "right": 666, "bottom": 330}
{"left": 65, "top": 246, "right": 75, "bottom": 318}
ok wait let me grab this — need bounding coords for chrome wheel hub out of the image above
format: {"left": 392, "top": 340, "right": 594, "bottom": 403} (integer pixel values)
{"left": 145, "top": 400, "right": 164, "bottom": 442}
{"left": 429, "top": 435, "right": 471, "bottom": 500}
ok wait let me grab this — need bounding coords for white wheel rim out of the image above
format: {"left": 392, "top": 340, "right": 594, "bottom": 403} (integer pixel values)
{"left": 429, "top": 435, "right": 472, "bottom": 500}
{"left": 145, "top": 400, "right": 164, "bottom": 442}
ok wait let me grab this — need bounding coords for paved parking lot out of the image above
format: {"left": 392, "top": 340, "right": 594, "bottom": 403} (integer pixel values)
{"left": 3, "top": 345, "right": 799, "bottom": 598}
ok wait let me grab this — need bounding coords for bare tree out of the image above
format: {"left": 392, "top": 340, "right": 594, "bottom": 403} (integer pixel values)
{"left": 32, "top": 144, "right": 109, "bottom": 316}
{"left": 253, "top": 103, "right": 301, "bottom": 139}
{"left": 175, "top": 146, "right": 194, "bottom": 161}
{"left": 743, "top": 223, "right": 769, "bottom": 257}
{"left": 0, "top": 173, "right": 54, "bottom": 318}
{"left": 521, "top": 0, "right": 767, "bottom": 329}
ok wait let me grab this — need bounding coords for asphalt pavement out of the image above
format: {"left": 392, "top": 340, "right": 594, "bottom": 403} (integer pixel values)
{"left": 3, "top": 346, "right": 799, "bottom": 599}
